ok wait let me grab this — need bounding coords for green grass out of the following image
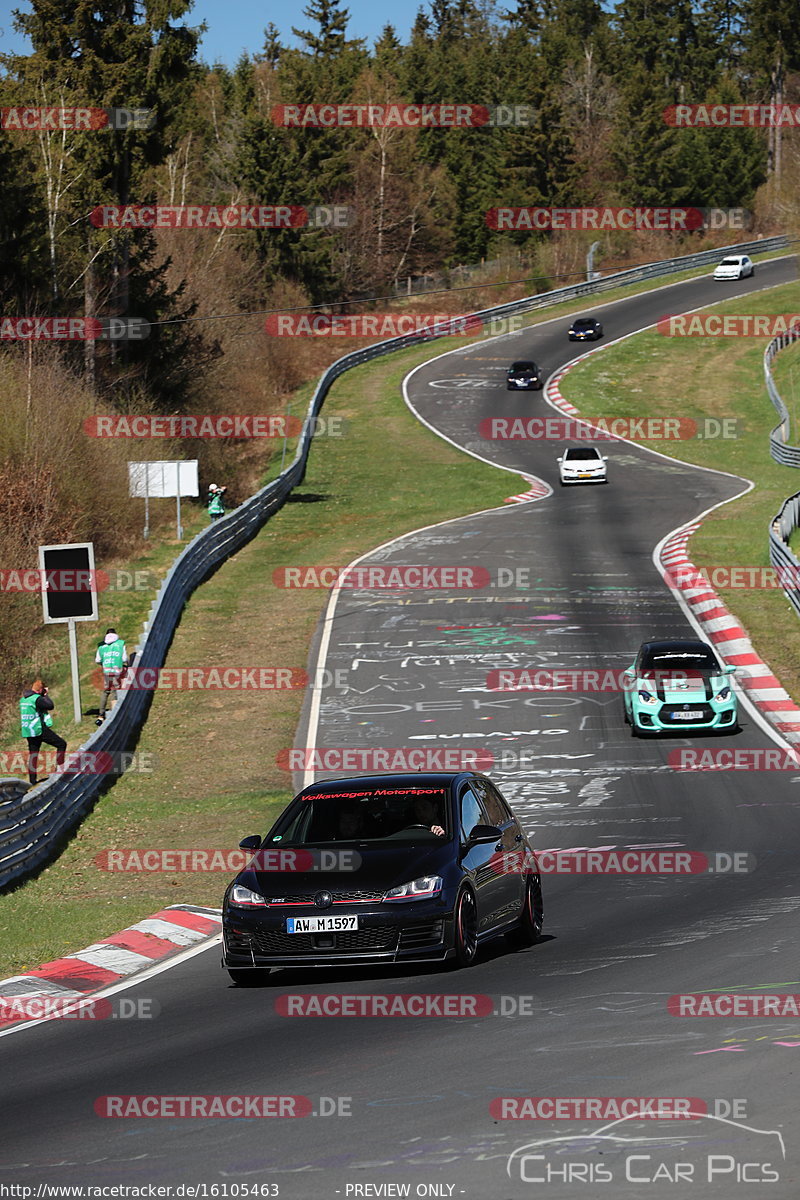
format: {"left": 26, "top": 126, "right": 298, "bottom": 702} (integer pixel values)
{"left": 557, "top": 277, "right": 800, "bottom": 694}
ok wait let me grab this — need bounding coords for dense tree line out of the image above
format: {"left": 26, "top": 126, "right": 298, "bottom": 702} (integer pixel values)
{"left": 0, "top": 0, "right": 797, "bottom": 413}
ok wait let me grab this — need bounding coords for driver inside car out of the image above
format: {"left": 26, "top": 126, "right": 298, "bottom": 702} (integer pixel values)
{"left": 411, "top": 794, "right": 445, "bottom": 836}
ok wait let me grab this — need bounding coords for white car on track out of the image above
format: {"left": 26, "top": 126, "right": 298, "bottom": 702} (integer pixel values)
{"left": 713, "top": 254, "right": 754, "bottom": 280}
{"left": 557, "top": 446, "right": 608, "bottom": 485}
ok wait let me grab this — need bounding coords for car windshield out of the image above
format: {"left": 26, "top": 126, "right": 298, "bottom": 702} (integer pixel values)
{"left": 573, "top": 319, "right": 593, "bottom": 328}
{"left": 640, "top": 648, "right": 720, "bottom": 672}
{"left": 719, "top": 258, "right": 740, "bottom": 266}
{"left": 511, "top": 362, "right": 537, "bottom": 372}
{"left": 564, "top": 448, "right": 601, "bottom": 460}
{"left": 266, "top": 786, "right": 450, "bottom": 844}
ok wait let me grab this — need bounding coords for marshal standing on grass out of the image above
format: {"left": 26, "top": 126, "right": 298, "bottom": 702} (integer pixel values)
{"left": 95, "top": 627, "right": 128, "bottom": 725}
{"left": 207, "top": 482, "right": 227, "bottom": 520}
{"left": 20, "top": 679, "right": 67, "bottom": 786}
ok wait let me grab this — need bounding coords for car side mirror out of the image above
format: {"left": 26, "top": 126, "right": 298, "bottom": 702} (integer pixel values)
{"left": 239, "top": 835, "right": 262, "bottom": 850}
{"left": 556, "top": 456, "right": 563, "bottom": 462}
{"left": 468, "top": 824, "right": 502, "bottom": 845}
{"left": 723, "top": 665, "right": 737, "bottom": 675}
{"left": 602, "top": 456, "right": 608, "bottom": 461}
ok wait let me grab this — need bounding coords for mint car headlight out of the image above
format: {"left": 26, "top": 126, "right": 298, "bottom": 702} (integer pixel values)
{"left": 638, "top": 689, "right": 657, "bottom": 704}
{"left": 714, "top": 686, "right": 731, "bottom": 701}
{"left": 384, "top": 875, "right": 443, "bottom": 901}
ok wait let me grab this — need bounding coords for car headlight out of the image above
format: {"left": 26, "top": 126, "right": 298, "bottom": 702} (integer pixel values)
{"left": 228, "top": 883, "right": 267, "bottom": 908}
{"left": 383, "top": 875, "right": 443, "bottom": 902}
{"left": 714, "top": 687, "right": 731, "bottom": 701}
{"left": 638, "top": 689, "right": 657, "bottom": 704}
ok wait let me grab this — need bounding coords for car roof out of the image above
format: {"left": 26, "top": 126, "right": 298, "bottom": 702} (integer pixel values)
{"left": 564, "top": 444, "right": 602, "bottom": 453}
{"left": 510, "top": 360, "right": 537, "bottom": 367}
{"left": 572, "top": 317, "right": 597, "bottom": 323}
{"left": 298, "top": 771, "right": 481, "bottom": 798}
{"left": 638, "top": 638, "right": 714, "bottom": 655}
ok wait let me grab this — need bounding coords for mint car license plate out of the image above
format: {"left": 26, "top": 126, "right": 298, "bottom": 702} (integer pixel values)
{"left": 672, "top": 710, "right": 704, "bottom": 720}
{"left": 286, "top": 915, "right": 358, "bottom": 933}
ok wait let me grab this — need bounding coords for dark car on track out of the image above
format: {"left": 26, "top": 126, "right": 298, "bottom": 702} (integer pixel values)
{"left": 506, "top": 360, "right": 544, "bottom": 390}
{"left": 222, "top": 772, "right": 543, "bottom": 984}
{"left": 568, "top": 317, "right": 603, "bottom": 341}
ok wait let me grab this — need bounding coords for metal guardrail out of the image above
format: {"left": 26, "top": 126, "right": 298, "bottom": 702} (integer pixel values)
{"left": 764, "top": 328, "right": 800, "bottom": 616}
{"left": 769, "top": 492, "right": 800, "bottom": 618}
{"left": 0, "top": 233, "right": 792, "bottom": 891}
{"left": 765, "top": 326, "right": 800, "bottom": 467}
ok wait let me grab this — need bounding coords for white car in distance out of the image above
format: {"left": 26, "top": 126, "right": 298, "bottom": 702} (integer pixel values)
{"left": 713, "top": 254, "right": 754, "bottom": 280}
{"left": 557, "top": 446, "right": 608, "bottom": 485}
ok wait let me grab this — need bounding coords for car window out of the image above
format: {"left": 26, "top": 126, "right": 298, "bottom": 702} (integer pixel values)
{"left": 268, "top": 786, "right": 450, "bottom": 843}
{"left": 564, "top": 447, "right": 601, "bottom": 461}
{"left": 641, "top": 649, "right": 719, "bottom": 672}
{"left": 473, "top": 778, "right": 509, "bottom": 826}
{"left": 460, "top": 786, "right": 487, "bottom": 841}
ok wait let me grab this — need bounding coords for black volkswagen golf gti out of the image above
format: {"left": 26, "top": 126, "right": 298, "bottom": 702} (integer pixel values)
{"left": 222, "top": 772, "right": 543, "bottom": 984}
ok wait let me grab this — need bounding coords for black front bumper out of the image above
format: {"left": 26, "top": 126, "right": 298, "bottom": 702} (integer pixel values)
{"left": 222, "top": 904, "right": 452, "bottom": 968}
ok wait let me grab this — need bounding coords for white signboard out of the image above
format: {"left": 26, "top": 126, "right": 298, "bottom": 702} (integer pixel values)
{"left": 128, "top": 460, "right": 199, "bottom": 540}
{"left": 128, "top": 460, "right": 199, "bottom": 498}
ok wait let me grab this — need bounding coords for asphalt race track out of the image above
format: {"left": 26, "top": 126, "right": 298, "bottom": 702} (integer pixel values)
{"left": 2, "top": 257, "right": 800, "bottom": 1199}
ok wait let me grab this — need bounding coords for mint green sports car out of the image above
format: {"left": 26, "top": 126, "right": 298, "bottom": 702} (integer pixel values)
{"left": 622, "top": 639, "right": 739, "bottom": 736}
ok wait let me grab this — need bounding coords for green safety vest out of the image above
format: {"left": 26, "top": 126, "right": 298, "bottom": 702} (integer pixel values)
{"left": 98, "top": 638, "right": 126, "bottom": 671}
{"left": 207, "top": 492, "right": 225, "bottom": 515}
{"left": 20, "top": 694, "right": 42, "bottom": 738}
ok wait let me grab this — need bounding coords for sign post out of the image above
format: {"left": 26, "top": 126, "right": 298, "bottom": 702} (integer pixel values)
{"left": 38, "top": 542, "right": 99, "bottom": 724}
{"left": 128, "top": 461, "right": 199, "bottom": 540}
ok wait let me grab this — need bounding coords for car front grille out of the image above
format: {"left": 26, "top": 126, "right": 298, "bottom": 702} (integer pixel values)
{"left": 659, "top": 704, "right": 715, "bottom": 723}
{"left": 267, "top": 889, "right": 383, "bottom": 907}
{"left": 251, "top": 926, "right": 399, "bottom": 955}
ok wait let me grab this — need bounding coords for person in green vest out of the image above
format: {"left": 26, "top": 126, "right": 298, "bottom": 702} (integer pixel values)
{"left": 20, "top": 679, "right": 67, "bottom": 786}
{"left": 95, "top": 627, "right": 128, "bottom": 725}
{"left": 207, "top": 483, "right": 226, "bottom": 520}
